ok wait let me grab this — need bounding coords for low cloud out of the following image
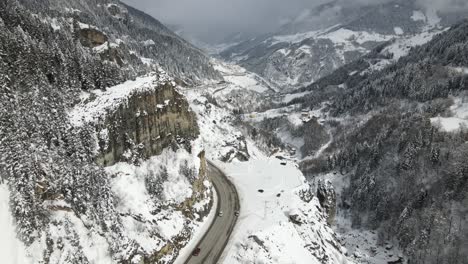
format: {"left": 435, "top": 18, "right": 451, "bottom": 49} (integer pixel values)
{"left": 417, "top": 0, "right": 468, "bottom": 13}
{"left": 122, "top": 0, "right": 326, "bottom": 42}
{"left": 122, "top": 0, "right": 468, "bottom": 43}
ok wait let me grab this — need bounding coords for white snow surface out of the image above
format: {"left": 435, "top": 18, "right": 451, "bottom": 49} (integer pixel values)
{"left": 142, "top": 39, "right": 156, "bottom": 46}
{"left": 107, "top": 147, "right": 199, "bottom": 209}
{"left": 411, "top": 10, "right": 426, "bottom": 22}
{"left": 0, "top": 183, "right": 31, "bottom": 264}
{"left": 282, "top": 91, "right": 312, "bottom": 103}
{"left": 431, "top": 117, "right": 468, "bottom": 132}
{"left": 431, "top": 95, "right": 468, "bottom": 132}
{"left": 394, "top": 27, "right": 404, "bottom": 35}
{"left": 213, "top": 61, "right": 274, "bottom": 94}
{"left": 217, "top": 156, "right": 350, "bottom": 264}
{"left": 270, "top": 25, "right": 393, "bottom": 48}
{"left": 383, "top": 29, "right": 444, "bottom": 60}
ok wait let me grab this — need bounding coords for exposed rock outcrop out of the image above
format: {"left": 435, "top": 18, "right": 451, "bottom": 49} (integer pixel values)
{"left": 219, "top": 134, "right": 250, "bottom": 162}
{"left": 89, "top": 81, "right": 212, "bottom": 263}
{"left": 179, "top": 151, "right": 211, "bottom": 219}
{"left": 99, "top": 46, "right": 125, "bottom": 66}
{"left": 107, "top": 4, "right": 121, "bottom": 16}
{"left": 107, "top": 3, "right": 130, "bottom": 24}
{"left": 317, "top": 179, "right": 336, "bottom": 225}
{"left": 79, "top": 28, "right": 108, "bottom": 48}
{"left": 95, "top": 83, "right": 199, "bottom": 166}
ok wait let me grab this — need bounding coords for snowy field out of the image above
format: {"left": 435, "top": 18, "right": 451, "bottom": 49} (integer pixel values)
{"left": 431, "top": 95, "right": 468, "bottom": 132}
{"left": 0, "top": 183, "right": 29, "bottom": 264}
{"left": 217, "top": 147, "right": 350, "bottom": 264}
{"left": 213, "top": 60, "right": 276, "bottom": 94}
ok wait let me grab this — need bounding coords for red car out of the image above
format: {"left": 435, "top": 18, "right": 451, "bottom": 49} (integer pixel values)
{"left": 192, "top": 247, "right": 201, "bottom": 256}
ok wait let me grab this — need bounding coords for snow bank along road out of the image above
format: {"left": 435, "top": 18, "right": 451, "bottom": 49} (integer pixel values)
{"left": 185, "top": 161, "right": 240, "bottom": 264}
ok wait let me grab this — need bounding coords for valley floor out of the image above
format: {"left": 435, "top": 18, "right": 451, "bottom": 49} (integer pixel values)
{"left": 180, "top": 63, "right": 351, "bottom": 263}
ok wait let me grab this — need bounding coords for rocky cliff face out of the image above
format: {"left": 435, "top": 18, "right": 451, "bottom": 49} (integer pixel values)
{"left": 317, "top": 179, "right": 337, "bottom": 225}
{"left": 95, "top": 82, "right": 199, "bottom": 166}
{"left": 79, "top": 28, "right": 108, "bottom": 48}
{"left": 69, "top": 74, "right": 213, "bottom": 263}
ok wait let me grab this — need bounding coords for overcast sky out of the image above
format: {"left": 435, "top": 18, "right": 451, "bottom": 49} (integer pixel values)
{"left": 122, "top": 0, "right": 326, "bottom": 42}
{"left": 122, "top": 0, "right": 468, "bottom": 43}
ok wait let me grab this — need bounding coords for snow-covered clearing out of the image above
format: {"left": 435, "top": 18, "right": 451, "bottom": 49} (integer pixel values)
{"left": 105, "top": 142, "right": 214, "bottom": 256}
{"left": 282, "top": 91, "right": 312, "bottom": 103}
{"left": 244, "top": 104, "right": 301, "bottom": 123}
{"left": 431, "top": 117, "right": 468, "bottom": 132}
{"left": 270, "top": 25, "right": 393, "bottom": 50}
{"left": 394, "top": 27, "right": 404, "bottom": 35}
{"left": 93, "top": 42, "right": 120, "bottom": 53}
{"left": 0, "top": 183, "right": 30, "bottom": 264}
{"left": 213, "top": 60, "right": 275, "bottom": 94}
{"left": 450, "top": 67, "right": 468, "bottom": 75}
{"left": 431, "top": 96, "right": 468, "bottom": 132}
{"left": 216, "top": 150, "right": 349, "bottom": 264}
{"left": 411, "top": 10, "right": 426, "bottom": 22}
{"left": 383, "top": 29, "right": 444, "bottom": 60}
{"left": 1, "top": 183, "right": 114, "bottom": 264}
{"left": 269, "top": 24, "right": 340, "bottom": 45}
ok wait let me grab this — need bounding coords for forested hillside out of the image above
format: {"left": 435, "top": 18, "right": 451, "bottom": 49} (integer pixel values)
{"left": 0, "top": 0, "right": 218, "bottom": 262}
{"left": 294, "top": 20, "right": 468, "bottom": 263}
{"left": 17, "top": 0, "right": 221, "bottom": 85}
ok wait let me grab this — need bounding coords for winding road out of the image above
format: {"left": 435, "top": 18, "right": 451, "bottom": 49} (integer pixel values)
{"left": 185, "top": 161, "right": 240, "bottom": 264}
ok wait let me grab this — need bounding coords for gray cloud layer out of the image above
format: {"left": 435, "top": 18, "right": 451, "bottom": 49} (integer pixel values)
{"left": 122, "top": 0, "right": 326, "bottom": 42}
{"left": 122, "top": 0, "right": 468, "bottom": 43}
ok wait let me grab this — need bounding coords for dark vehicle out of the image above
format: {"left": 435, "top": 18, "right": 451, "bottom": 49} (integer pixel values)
{"left": 258, "top": 189, "right": 264, "bottom": 193}
{"left": 280, "top": 162, "right": 287, "bottom": 166}
{"left": 192, "top": 247, "right": 201, "bottom": 256}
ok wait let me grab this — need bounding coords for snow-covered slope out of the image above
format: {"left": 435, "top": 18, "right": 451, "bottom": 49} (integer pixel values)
{"left": 181, "top": 70, "right": 352, "bottom": 264}
{"left": 236, "top": 20, "right": 468, "bottom": 263}
{"left": 18, "top": 0, "right": 221, "bottom": 85}
{"left": 219, "top": 158, "right": 349, "bottom": 264}
{"left": 220, "top": 0, "right": 452, "bottom": 91}
{"left": 1, "top": 68, "right": 213, "bottom": 263}
{"left": 0, "top": 184, "right": 29, "bottom": 264}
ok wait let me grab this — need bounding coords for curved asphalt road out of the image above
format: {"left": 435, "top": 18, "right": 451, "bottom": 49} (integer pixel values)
{"left": 185, "top": 161, "right": 240, "bottom": 264}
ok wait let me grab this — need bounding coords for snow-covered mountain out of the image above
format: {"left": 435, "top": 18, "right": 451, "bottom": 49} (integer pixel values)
{"left": 0, "top": 0, "right": 353, "bottom": 263}
{"left": 3, "top": 0, "right": 467, "bottom": 263}
{"left": 219, "top": 0, "right": 459, "bottom": 90}
{"left": 19, "top": 0, "right": 221, "bottom": 85}
{"left": 235, "top": 18, "right": 468, "bottom": 263}
{"left": 0, "top": 0, "right": 219, "bottom": 262}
